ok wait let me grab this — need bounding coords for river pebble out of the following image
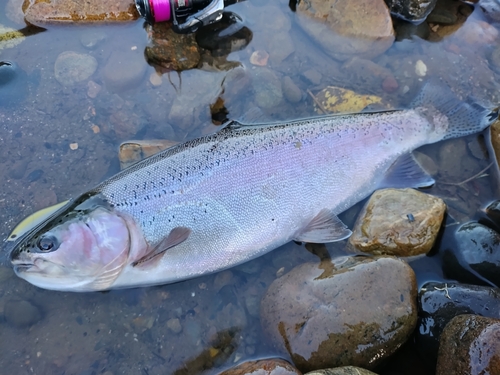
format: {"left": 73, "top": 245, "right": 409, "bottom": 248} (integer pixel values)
{"left": 260, "top": 256, "right": 417, "bottom": 372}
{"left": 219, "top": 358, "right": 302, "bottom": 375}
{"left": 436, "top": 314, "right": 500, "bottom": 375}
{"left": 349, "top": 188, "right": 446, "bottom": 256}
{"left": 384, "top": 0, "right": 437, "bottom": 23}
{"left": 252, "top": 68, "right": 283, "bottom": 109}
{"left": 54, "top": 51, "right": 97, "bottom": 86}
{"left": 282, "top": 76, "right": 302, "bottom": 104}
{"left": 442, "top": 222, "right": 500, "bottom": 287}
{"left": 305, "top": 367, "right": 378, "bottom": 375}
{"left": 4, "top": 299, "right": 42, "bottom": 328}
{"left": 296, "top": 0, "right": 394, "bottom": 61}
{"left": 102, "top": 49, "right": 146, "bottom": 92}
{"left": 167, "top": 318, "right": 183, "bottom": 334}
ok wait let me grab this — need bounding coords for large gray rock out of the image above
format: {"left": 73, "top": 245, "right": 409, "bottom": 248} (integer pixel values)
{"left": 296, "top": 0, "right": 394, "bottom": 61}
{"left": 260, "top": 256, "right": 417, "bottom": 372}
{"left": 384, "top": 0, "right": 437, "bottom": 24}
{"left": 305, "top": 367, "right": 378, "bottom": 375}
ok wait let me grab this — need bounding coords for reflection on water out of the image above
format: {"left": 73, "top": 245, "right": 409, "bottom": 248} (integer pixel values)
{"left": 0, "top": 0, "right": 500, "bottom": 374}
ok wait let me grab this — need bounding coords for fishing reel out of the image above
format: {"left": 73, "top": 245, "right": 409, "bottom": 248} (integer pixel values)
{"left": 135, "top": 0, "right": 241, "bottom": 34}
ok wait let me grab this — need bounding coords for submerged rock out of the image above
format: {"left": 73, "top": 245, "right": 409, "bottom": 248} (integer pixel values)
{"left": 23, "top": 0, "right": 138, "bottom": 25}
{"left": 384, "top": 0, "right": 437, "bottom": 24}
{"left": 54, "top": 51, "right": 97, "bottom": 86}
{"left": 442, "top": 222, "right": 500, "bottom": 287}
{"left": 305, "top": 367, "right": 378, "bottom": 375}
{"left": 436, "top": 315, "right": 500, "bottom": 375}
{"left": 349, "top": 188, "right": 446, "bottom": 256}
{"left": 296, "top": 0, "right": 394, "bottom": 61}
{"left": 260, "top": 256, "right": 417, "bottom": 372}
{"left": 252, "top": 68, "right": 283, "bottom": 109}
{"left": 102, "top": 49, "right": 147, "bottom": 92}
{"left": 219, "top": 359, "right": 302, "bottom": 375}
{"left": 417, "top": 282, "right": 500, "bottom": 365}
{"left": 4, "top": 299, "right": 42, "bottom": 328}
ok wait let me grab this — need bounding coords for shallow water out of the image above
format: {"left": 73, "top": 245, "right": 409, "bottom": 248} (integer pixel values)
{"left": 1, "top": 0, "right": 500, "bottom": 374}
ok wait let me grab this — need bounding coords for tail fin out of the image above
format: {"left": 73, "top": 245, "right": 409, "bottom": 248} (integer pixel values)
{"left": 412, "top": 80, "right": 499, "bottom": 140}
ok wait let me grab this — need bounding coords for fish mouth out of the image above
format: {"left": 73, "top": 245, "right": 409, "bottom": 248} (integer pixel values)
{"left": 11, "top": 259, "right": 35, "bottom": 273}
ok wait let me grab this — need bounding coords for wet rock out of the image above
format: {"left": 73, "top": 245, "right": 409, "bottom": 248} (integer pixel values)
{"left": 118, "top": 139, "right": 177, "bottom": 169}
{"left": 145, "top": 23, "right": 200, "bottom": 72}
{"left": 384, "top": 0, "right": 437, "bottom": 23}
{"left": 166, "top": 318, "right": 182, "bottom": 334}
{"left": 252, "top": 68, "right": 283, "bottom": 109}
{"left": 479, "top": 0, "right": 500, "bottom": 21}
{"left": 349, "top": 188, "right": 446, "bottom": 256}
{"left": 436, "top": 315, "right": 500, "bottom": 375}
{"left": 260, "top": 256, "right": 417, "bottom": 372}
{"left": 394, "top": 19, "right": 431, "bottom": 41}
{"left": 102, "top": 50, "right": 146, "bottom": 92}
{"left": 305, "top": 367, "right": 378, "bottom": 375}
{"left": 219, "top": 358, "right": 302, "bottom": 375}
{"left": 427, "top": 0, "right": 457, "bottom": 24}
{"left": 442, "top": 222, "right": 500, "bottom": 287}
{"left": 4, "top": 299, "right": 42, "bottom": 328}
{"left": 0, "top": 61, "right": 28, "bottom": 106}
{"left": 282, "top": 76, "right": 302, "bottom": 104}
{"left": 24, "top": 0, "right": 138, "bottom": 26}
{"left": 491, "top": 120, "right": 500, "bottom": 168}
{"left": 296, "top": 0, "right": 394, "bottom": 61}
{"left": 417, "top": 282, "right": 500, "bottom": 365}
{"left": 54, "top": 51, "right": 97, "bottom": 86}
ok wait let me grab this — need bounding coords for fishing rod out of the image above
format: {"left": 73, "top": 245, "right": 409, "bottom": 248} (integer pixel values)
{"left": 135, "top": 0, "right": 245, "bottom": 34}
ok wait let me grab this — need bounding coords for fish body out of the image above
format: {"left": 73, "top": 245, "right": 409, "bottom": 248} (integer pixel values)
{"left": 7, "top": 84, "right": 498, "bottom": 291}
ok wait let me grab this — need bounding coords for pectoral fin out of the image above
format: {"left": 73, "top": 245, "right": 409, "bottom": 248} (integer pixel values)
{"left": 132, "top": 226, "right": 191, "bottom": 268}
{"left": 294, "top": 209, "right": 352, "bottom": 243}
{"left": 380, "top": 153, "right": 435, "bottom": 189}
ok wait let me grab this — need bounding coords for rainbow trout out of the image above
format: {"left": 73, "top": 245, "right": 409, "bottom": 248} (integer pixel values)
{"left": 6, "top": 84, "right": 499, "bottom": 291}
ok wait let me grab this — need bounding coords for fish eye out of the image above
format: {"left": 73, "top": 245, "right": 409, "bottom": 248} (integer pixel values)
{"left": 36, "top": 235, "right": 59, "bottom": 253}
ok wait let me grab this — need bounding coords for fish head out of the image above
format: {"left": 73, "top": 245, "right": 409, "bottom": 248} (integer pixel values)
{"left": 7, "top": 194, "right": 130, "bottom": 292}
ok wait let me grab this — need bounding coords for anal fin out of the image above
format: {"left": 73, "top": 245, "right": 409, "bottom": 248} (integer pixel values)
{"left": 294, "top": 209, "right": 352, "bottom": 243}
{"left": 132, "top": 226, "right": 191, "bottom": 268}
{"left": 380, "top": 153, "right": 435, "bottom": 189}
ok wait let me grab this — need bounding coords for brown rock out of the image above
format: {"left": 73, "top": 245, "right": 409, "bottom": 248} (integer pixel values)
{"left": 219, "top": 359, "right": 302, "bottom": 375}
{"left": 436, "top": 315, "right": 500, "bottom": 375}
{"left": 296, "top": 0, "right": 394, "bottom": 61}
{"left": 119, "top": 140, "right": 177, "bottom": 169}
{"left": 260, "top": 256, "right": 417, "bottom": 372}
{"left": 145, "top": 22, "right": 200, "bottom": 72}
{"left": 349, "top": 188, "right": 446, "bottom": 256}
{"left": 490, "top": 119, "right": 500, "bottom": 169}
{"left": 24, "top": 0, "right": 138, "bottom": 26}
{"left": 305, "top": 367, "right": 378, "bottom": 375}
